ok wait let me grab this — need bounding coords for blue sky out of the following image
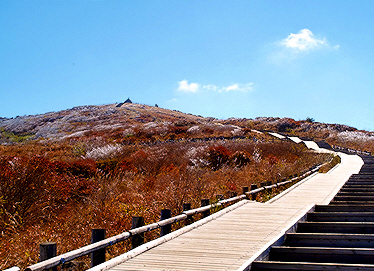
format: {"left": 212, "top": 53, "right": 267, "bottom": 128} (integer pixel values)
{"left": 1, "top": 1, "right": 374, "bottom": 131}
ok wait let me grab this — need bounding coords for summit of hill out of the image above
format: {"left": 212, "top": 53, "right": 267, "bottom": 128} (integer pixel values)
{"left": 0, "top": 103, "right": 207, "bottom": 141}
{"left": 0, "top": 102, "right": 373, "bottom": 153}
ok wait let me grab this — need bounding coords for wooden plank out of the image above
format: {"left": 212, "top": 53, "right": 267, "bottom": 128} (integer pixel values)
{"left": 330, "top": 201, "right": 374, "bottom": 205}
{"left": 284, "top": 233, "right": 374, "bottom": 248}
{"left": 315, "top": 204, "right": 374, "bottom": 212}
{"left": 340, "top": 188, "right": 374, "bottom": 192}
{"left": 337, "top": 192, "right": 374, "bottom": 196}
{"left": 344, "top": 181, "right": 374, "bottom": 185}
{"left": 343, "top": 185, "right": 374, "bottom": 189}
{"left": 333, "top": 196, "right": 374, "bottom": 201}
{"left": 3, "top": 267, "right": 20, "bottom": 271}
{"left": 308, "top": 212, "right": 374, "bottom": 222}
{"left": 251, "top": 261, "right": 374, "bottom": 271}
{"left": 297, "top": 222, "right": 374, "bottom": 234}
{"left": 269, "top": 246, "right": 374, "bottom": 264}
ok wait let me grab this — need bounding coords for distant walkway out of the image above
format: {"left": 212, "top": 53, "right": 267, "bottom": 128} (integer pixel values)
{"left": 91, "top": 150, "right": 363, "bottom": 271}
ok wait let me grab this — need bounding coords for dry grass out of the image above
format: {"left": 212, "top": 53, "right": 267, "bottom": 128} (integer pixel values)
{"left": 0, "top": 137, "right": 330, "bottom": 270}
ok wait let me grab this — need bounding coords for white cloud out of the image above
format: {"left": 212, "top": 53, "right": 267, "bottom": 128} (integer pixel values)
{"left": 281, "top": 29, "right": 330, "bottom": 52}
{"left": 177, "top": 80, "right": 200, "bottom": 93}
{"left": 204, "top": 83, "right": 254, "bottom": 93}
{"left": 270, "top": 29, "right": 339, "bottom": 64}
{"left": 225, "top": 84, "right": 239, "bottom": 91}
{"left": 203, "top": 84, "right": 218, "bottom": 91}
{"left": 177, "top": 80, "right": 254, "bottom": 94}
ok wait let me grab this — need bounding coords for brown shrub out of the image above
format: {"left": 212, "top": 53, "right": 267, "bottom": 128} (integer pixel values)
{"left": 230, "top": 151, "right": 252, "bottom": 168}
{"left": 69, "top": 159, "right": 97, "bottom": 178}
{"left": 206, "top": 145, "right": 232, "bottom": 170}
{"left": 0, "top": 156, "right": 53, "bottom": 232}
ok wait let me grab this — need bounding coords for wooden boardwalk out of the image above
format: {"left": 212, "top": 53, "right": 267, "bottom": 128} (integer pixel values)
{"left": 251, "top": 156, "right": 374, "bottom": 270}
{"left": 92, "top": 151, "right": 363, "bottom": 271}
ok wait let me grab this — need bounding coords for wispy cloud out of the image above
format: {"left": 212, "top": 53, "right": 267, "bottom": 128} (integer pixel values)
{"left": 204, "top": 83, "right": 254, "bottom": 93}
{"left": 280, "top": 29, "right": 338, "bottom": 52}
{"left": 225, "top": 84, "right": 240, "bottom": 91}
{"left": 177, "top": 81, "right": 254, "bottom": 93}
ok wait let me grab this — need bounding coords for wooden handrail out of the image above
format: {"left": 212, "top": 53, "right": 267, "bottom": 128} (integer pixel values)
{"left": 25, "top": 232, "right": 131, "bottom": 271}
{"left": 332, "top": 145, "right": 371, "bottom": 156}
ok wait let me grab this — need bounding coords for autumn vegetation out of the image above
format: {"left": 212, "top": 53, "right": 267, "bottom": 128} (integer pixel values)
{"left": 0, "top": 103, "right": 372, "bottom": 270}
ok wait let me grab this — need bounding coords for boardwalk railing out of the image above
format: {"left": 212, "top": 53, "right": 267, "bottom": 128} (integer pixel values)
{"left": 23, "top": 159, "right": 330, "bottom": 271}
{"left": 332, "top": 145, "right": 371, "bottom": 156}
{"left": 24, "top": 196, "right": 249, "bottom": 271}
{"left": 3, "top": 267, "right": 20, "bottom": 271}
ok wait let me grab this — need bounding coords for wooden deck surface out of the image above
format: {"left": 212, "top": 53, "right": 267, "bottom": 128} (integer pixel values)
{"left": 104, "top": 152, "right": 363, "bottom": 271}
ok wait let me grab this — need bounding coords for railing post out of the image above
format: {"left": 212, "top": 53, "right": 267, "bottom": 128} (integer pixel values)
{"left": 40, "top": 242, "right": 57, "bottom": 271}
{"left": 201, "top": 199, "right": 210, "bottom": 218}
{"left": 267, "top": 181, "right": 273, "bottom": 193}
{"left": 250, "top": 184, "right": 258, "bottom": 201}
{"left": 183, "top": 203, "right": 193, "bottom": 225}
{"left": 131, "top": 216, "right": 145, "bottom": 249}
{"left": 91, "top": 229, "right": 106, "bottom": 267}
{"left": 160, "top": 209, "right": 172, "bottom": 237}
{"left": 216, "top": 194, "right": 224, "bottom": 201}
{"left": 242, "top": 186, "right": 249, "bottom": 194}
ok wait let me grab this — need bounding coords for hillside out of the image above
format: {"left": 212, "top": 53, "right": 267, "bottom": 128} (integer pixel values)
{"left": 1, "top": 102, "right": 373, "bottom": 153}
{"left": 0, "top": 103, "right": 206, "bottom": 141}
{"left": 0, "top": 102, "right": 373, "bottom": 270}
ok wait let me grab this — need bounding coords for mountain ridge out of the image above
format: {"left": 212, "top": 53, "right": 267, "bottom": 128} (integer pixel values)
{"left": 0, "top": 103, "right": 208, "bottom": 141}
{"left": 0, "top": 103, "right": 373, "bottom": 154}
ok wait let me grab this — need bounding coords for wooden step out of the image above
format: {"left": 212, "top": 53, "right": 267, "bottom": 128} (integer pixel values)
{"left": 337, "top": 192, "right": 374, "bottom": 197}
{"left": 349, "top": 176, "right": 374, "bottom": 179}
{"left": 284, "top": 233, "right": 374, "bottom": 248}
{"left": 333, "top": 196, "right": 374, "bottom": 202}
{"left": 347, "top": 175, "right": 374, "bottom": 178}
{"left": 307, "top": 212, "right": 374, "bottom": 222}
{"left": 251, "top": 261, "right": 374, "bottom": 271}
{"left": 348, "top": 177, "right": 374, "bottom": 180}
{"left": 330, "top": 201, "right": 374, "bottom": 205}
{"left": 297, "top": 222, "right": 374, "bottom": 234}
{"left": 315, "top": 205, "right": 374, "bottom": 212}
{"left": 340, "top": 188, "right": 374, "bottom": 192}
{"left": 347, "top": 175, "right": 374, "bottom": 179}
{"left": 347, "top": 176, "right": 374, "bottom": 179}
{"left": 344, "top": 182, "right": 374, "bottom": 185}
{"left": 269, "top": 246, "right": 374, "bottom": 264}
{"left": 343, "top": 185, "right": 374, "bottom": 189}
